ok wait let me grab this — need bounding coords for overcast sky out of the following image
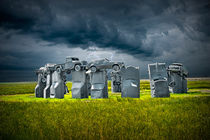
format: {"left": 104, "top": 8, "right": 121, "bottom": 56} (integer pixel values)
{"left": 0, "top": 0, "right": 210, "bottom": 81}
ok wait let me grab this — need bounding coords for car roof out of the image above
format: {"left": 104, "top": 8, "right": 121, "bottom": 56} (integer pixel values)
{"left": 66, "top": 56, "right": 79, "bottom": 59}
{"left": 171, "top": 63, "right": 183, "bottom": 66}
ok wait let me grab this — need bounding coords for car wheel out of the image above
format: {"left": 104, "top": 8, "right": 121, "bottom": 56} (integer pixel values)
{"left": 112, "top": 64, "right": 120, "bottom": 71}
{"left": 75, "top": 64, "right": 81, "bottom": 71}
{"left": 56, "top": 67, "right": 61, "bottom": 73}
{"left": 41, "top": 78, "right": 46, "bottom": 83}
{"left": 90, "top": 66, "right": 97, "bottom": 72}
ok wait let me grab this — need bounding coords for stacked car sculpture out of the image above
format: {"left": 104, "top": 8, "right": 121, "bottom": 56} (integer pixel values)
{"left": 148, "top": 62, "right": 188, "bottom": 97}
{"left": 35, "top": 57, "right": 188, "bottom": 99}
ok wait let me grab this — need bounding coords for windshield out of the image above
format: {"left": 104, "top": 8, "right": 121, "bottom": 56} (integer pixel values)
{"left": 72, "top": 58, "right": 79, "bottom": 61}
{"left": 66, "top": 57, "right": 79, "bottom": 62}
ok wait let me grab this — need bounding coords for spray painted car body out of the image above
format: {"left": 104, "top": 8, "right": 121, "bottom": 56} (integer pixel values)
{"left": 168, "top": 63, "right": 188, "bottom": 77}
{"left": 148, "top": 63, "right": 170, "bottom": 97}
{"left": 87, "top": 58, "right": 124, "bottom": 72}
{"left": 50, "top": 66, "right": 66, "bottom": 99}
{"left": 167, "top": 63, "right": 188, "bottom": 93}
{"left": 35, "top": 63, "right": 68, "bottom": 99}
{"left": 120, "top": 66, "right": 140, "bottom": 98}
{"left": 43, "top": 63, "right": 57, "bottom": 98}
{"left": 64, "top": 57, "right": 83, "bottom": 72}
{"left": 71, "top": 61, "right": 90, "bottom": 99}
{"left": 35, "top": 67, "right": 47, "bottom": 97}
{"left": 111, "top": 71, "right": 121, "bottom": 92}
{"left": 89, "top": 70, "right": 108, "bottom": 98}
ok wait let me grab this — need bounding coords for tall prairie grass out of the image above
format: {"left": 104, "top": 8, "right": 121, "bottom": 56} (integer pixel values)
{"left": 0, "top": 79, "right": 210, "bottom": 139}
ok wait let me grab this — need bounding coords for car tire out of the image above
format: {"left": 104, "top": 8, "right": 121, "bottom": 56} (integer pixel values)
{"left": 90, "top": 66, "right": 97, "bottom": 72}
{"left": 41, "top": 78, "right": 46, "bottom": 83}
{"left": 112, "top": 64, "right": 120, "bottom": 71}
{"left": 75, "top": 64, "right": 81, "bottom": 71}
{"left": 56, "top": 67, "right": 61, "bottom": 73}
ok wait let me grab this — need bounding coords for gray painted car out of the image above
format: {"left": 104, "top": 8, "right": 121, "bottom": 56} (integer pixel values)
{"left": 167, "top": 63, "right": 188, "bottom": 93}
{"left": 168, "top": 63, "right": 188, "bottom": 77}
{"left": 35, "top": 66, "right": 47, "bottom": 97}
{"left": 148, "top": 63, "right": 170, "bottom": 97}
{"left": 87, "top": 58, "right": 124, "bottom": 72}
{"left": 64, "top": 57, "right": 82, "bottom": 73}
{"left": 120, "top": 66, "right": 140, "bottom": 98}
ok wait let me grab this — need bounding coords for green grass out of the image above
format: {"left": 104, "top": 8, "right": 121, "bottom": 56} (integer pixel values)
{"left": 1, "top": 80, "right": 209, "bottom": 95}
{"left": 0, "top": 82, "right": 37, "bottom": 95}
{"left": 0, "top": 82, "right": 73, "bottom": 96}
{"left": 0, "top": 79, "right": 210, "bottom": 139}
{"left": 0, "top": 80, "right": 149, "bottom": 96}
{"left": 187, "top": 80, "right": 210, "bottom": 89}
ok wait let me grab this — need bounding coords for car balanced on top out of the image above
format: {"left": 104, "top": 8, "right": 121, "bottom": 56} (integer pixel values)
{"left": 87, "top": 58, "right": 125, "bottom": 72}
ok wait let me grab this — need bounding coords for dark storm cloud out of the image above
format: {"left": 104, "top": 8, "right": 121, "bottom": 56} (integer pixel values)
{"left": 0, "top": 0, "right": 172, "bottom": 57}
{"left": 1, "top": 0, "right": 209, "bottom": 54}
{"left": 0, "top": 0, "right": 210, "bottom": 81}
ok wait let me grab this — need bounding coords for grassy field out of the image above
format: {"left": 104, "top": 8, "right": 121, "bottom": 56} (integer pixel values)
{"left": 0, "top": 79, "right": 210, "bottom": 139}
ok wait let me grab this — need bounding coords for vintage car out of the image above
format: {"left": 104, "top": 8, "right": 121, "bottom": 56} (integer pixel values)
{"left": 167, "top": 63, "right": 188, "bottom": 93}
{"left": 64, "top": 57, "right": 85, "bottom": 72}
{"left": 148, "top": 63, "right": 170, "bottom": 97}
{"left": 167, "top": 63, "right": 188, "bottom": 77}
{"left": 87, "top": 58, "right": 124, "bottom": 72}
